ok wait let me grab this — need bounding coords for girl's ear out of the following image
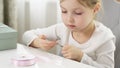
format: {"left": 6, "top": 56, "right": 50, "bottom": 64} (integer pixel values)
{"left": 93, "top": 3, "right": 101, "bottom": 14}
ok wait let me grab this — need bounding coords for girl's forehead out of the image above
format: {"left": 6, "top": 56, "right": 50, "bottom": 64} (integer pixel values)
{"left": 60, "top": 0, "right": 80, "bottom": 5}
{"left": 60, "top": 0, "right": 86, "bottom": 10}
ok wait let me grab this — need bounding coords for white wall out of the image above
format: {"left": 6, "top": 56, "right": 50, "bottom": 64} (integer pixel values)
{"left": 30, "top": 0, "right": 46, "bottom": 29}
{"left": 17, "top": 0, "right": 26, "bottom": 43}
{"left": 17, "top": 0, "right": 58, "bottom": 43}
{"left": 30, "top": 0, "right": 58, "bottom": 28}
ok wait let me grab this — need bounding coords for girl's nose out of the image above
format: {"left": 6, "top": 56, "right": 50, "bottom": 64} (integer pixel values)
{"left": 67, "top": 14, "right": 74, "bottom": 23}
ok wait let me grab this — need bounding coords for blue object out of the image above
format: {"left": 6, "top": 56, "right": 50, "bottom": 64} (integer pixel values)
{"left": 0, "top": 23, "right": 17, "bottom": 50}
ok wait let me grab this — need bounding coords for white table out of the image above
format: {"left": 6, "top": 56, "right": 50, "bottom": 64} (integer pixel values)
{"left": 0, "top": 44, "right": 95, "bottom": 68}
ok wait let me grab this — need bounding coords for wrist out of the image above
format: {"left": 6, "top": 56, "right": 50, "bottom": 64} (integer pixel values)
{"left": 30, "top": 38, "right": 39, "bottom": 48}
{"left": 77, "top": 52, "right": 83, "bottom": 62}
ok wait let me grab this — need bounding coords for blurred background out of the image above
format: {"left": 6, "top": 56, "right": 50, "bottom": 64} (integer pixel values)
{"left": 0, "top": 0, "right": 120, "bottom": 68}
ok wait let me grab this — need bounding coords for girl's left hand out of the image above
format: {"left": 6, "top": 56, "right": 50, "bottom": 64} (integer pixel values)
{"left": 61, "top": 44, "right": 83, "bottom": 62}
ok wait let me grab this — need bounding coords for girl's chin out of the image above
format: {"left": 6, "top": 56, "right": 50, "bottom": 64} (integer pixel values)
{"left": 67, "top": 27, "right": 75, "bottom": 30}
{"left": 68, "top": 27, "right": 84, "bottom": 32}
{"left": 68, "top": 28, "right": 78, "bottom": 31}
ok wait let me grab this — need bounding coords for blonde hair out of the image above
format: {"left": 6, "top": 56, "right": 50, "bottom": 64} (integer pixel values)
{"left": 60, "top": 0, "right": 101, "bottom": 9}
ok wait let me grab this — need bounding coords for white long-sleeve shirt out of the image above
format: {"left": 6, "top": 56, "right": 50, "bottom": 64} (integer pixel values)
{"left": 23, "top": 21, "right": 116, "bottom": 68}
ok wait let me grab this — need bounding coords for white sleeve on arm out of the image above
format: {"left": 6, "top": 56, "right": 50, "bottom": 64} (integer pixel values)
{"left": 22, "top": 30, "right": 38, "bottom": 46}
{"left": 81, "top": 40, "right": 115, "bottom": 68}
{"left": 22, "top": 24, "right": 59, "bottom": 46}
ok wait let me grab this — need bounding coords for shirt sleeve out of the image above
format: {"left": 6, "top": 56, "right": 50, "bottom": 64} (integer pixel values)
{"left": 22, "top": 24, "right": 59, "bottom": 46}
{"left": 81, "top": 39, "right": 116, "bottom": 68}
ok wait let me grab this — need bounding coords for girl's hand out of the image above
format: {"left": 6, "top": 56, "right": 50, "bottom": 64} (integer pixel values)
{"left": 30, "top": 35, "right": 57, "bottom": 51}
{"left": 61, "top": 44, "right": 83, "bottom": 62}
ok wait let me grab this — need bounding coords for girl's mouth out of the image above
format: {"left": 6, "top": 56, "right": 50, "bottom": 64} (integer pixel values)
{"left": 68, "top": 25, "right": 76, "bottom": 28}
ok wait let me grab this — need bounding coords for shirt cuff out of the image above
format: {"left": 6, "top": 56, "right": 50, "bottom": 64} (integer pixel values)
{"left": 27, "top": 35, "right": 38, "bottom": 46}
{"left": 81, "top": 53, "right": 92, "bottom": 64}
{"left": 22, "top": 32, "right": 38, "bottom": 46}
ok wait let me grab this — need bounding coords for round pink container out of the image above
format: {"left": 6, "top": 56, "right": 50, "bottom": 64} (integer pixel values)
{"left": 12, "top": 55, "right": 37, "bottom": 66}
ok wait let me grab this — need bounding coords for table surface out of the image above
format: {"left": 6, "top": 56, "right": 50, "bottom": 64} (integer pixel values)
{"left": 0, "top": 44, "right": 95, "bottom": 68}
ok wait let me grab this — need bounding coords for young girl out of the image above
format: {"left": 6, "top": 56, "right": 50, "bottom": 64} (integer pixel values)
{"left": 23, "top": 0, "right": 116, "bottom": 68}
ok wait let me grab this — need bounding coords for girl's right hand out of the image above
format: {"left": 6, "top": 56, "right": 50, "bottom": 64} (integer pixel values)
{"left": 30, "top": 35, "right": 57, "bottom": 51}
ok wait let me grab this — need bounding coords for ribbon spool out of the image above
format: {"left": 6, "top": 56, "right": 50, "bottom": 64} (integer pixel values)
{"left": 12, "top": 55, "right": 37, "bottom": 66}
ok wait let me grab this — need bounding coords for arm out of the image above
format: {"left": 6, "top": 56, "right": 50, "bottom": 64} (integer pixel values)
{"left": 61, "top": 40, "right": 115, "bottom": 68}
{"left": 30, "top": 35, "right": 57, "bottom": 50}
{"left": 22, "top": 24, "right": 58, "bottom": 50}
{"left": 81, "top": 40, "right": 115, "bottom": 68}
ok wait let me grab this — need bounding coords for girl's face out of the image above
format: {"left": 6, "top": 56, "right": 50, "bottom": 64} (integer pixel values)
{"left": 60, "top": 0, "right": 98, "bottom": 32}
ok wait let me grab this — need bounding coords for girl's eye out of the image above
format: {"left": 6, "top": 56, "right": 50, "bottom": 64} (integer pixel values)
{"left": 62, "top": 10, "right": 67, "bottom": 13}
{"left": 75, "top": 12, "right": 83, "bottom": 15}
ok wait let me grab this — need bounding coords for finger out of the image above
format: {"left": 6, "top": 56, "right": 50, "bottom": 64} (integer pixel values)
{"left": 62, "top": 53, "right": 68, "bottom": 57}
{"left": 44, "top": 40, "right": 57, "bottom": 46}
{"left": 62, "top": 45, "right": 70, "bottom": 51}
{"left": 39, "top": 42, "right": 53, "bottom": 50}
{"left": 63, "top": 53, "right": 71, "bottom": 59}
{"left": 40, "top": 45, "right": 50, "bottom": 51}
{"left": 39, "top": 35, "right": 46, "bottom": 39}
{"left": 61, "top": 50, "right": 68, "bottom": 54}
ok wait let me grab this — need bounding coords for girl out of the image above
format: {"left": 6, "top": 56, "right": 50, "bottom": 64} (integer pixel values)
{"left": 23, "top": 0, "right": 116, "bottom": 68}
